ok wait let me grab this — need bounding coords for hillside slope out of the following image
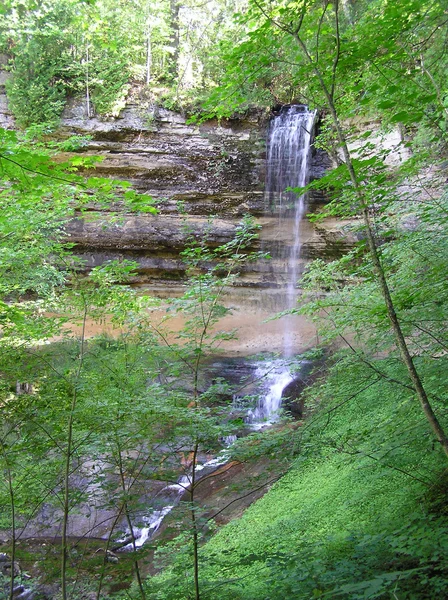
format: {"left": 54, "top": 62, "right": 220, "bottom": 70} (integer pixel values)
{"left": 147, "top": 360, "right": 448, "bottom": 599}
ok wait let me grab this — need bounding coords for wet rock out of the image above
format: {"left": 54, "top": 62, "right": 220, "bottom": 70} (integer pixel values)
{"left": 93, "top": 548, "right": 120, "bottom": 563}
{"left": 66, "top": 214, "right": 240, "bottom": 252}
{"left": 106, "top": 550, "right": 119, "bottom": 564}
{"left": 0, "top": 555, "right": 38, "bottom": 600}
{"left": 0, "top": 553, "right": 21, "bottom": 577}
{"left": 309, "top": 147, "right": 334, "bottom": 181}
{"left": 57, "top": 99, "right": 347, "bottom": 286}
{"left": 301, "top": 224, "right": 358, "bottom": 259}
{"left": 281, "top": 377, "right": 306, "bottom": 418}
{"left": 13, "top": 585, "right": 37, "bottom": 599}
{"left": 59, "top": 101, "right": 265, "bottom": 199}
{"left": 281, "top": 356, "right": 327, "bottom": 418}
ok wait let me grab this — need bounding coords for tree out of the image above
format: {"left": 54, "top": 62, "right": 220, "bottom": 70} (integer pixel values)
{"left": 205, "top": 0, "right": 448, "bottom": 459}
{"left": 0, "top": 126, "right": 158, "bottom": 598}
{"left": 136, "top": 215, "right": 264, "bottom": 600}
{"left": 0, "top": 131, "right": 264, "bottom": 597}
{"left": 0, "top": 0, "right": 246, "bottom": 125}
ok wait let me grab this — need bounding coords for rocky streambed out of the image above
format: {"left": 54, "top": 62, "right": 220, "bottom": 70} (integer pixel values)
{"left": 0, "top": 353, "right": 320, "bottom": 598}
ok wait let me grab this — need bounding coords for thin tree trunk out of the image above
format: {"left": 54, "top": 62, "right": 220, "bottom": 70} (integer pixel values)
{"left": 1, "top": 443, "right": 16, "bottom": 600}
{"left": 146, "top": 20, "right": 152, "bottom": 85}
{"left": 117, "top": 443, "right": 146, "bottom": 600}
{"left": 123, "top": 505, "right": 146, "bottom": 600}
{"left": 419, "top": 55, "right": 448, "bottom": 121}
{"left": 95, "top": 505, "right": 125, "bottom": 600}
{"left": 86, "top": 44, "right": 91, "bottom": 118}
{"left": 61, "top": 304, "right": 88, "bottom": 600}
{"left": 189, "top": 441, "right": 200, "bottom": 600}
{"left": 168, "top": 0, "right": 180, "bottom": 80}
{"left": 184, "top": 224, "right": 257, "bottom": 600}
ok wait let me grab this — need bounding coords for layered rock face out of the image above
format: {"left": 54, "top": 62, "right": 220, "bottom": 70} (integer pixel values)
{"left": 56, "top": 99, "right": 352, "bottom": 288}
{"left": 0, "top": 78, "right": 356, "bottom": 351}
{"left": 60, "top": 100, "right": 265, "bottom": 285}
{"left": 0, "top": 68, "right": 355, "bottom": 290}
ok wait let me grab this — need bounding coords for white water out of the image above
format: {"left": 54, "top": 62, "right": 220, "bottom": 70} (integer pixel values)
{"left": 120, "top": 454, "right": 231, "bottom": 549}
{"left": 123, "top": 361, "right": 300, "bottom": 548}
{"left": 222, "top": 434, "right": 237, "bottom": 446}
{"left": 132, "top": 505, "right": 175, "bottom": 548}
{"left": 122, "top": 107, "right": 315, "bottom": 549}
{"left": 246, "top": 363, "right": 294, "bottom": 429}
{"left": 121, "top": 365, "right": 293, "bottom": 549}
{"left": 242, "top": 106, "right": 315, "bottom": 426}
{"left": 266, "top": 105, "right": 316, "bottom": 356}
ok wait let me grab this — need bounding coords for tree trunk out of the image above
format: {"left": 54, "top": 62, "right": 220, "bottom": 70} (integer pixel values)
{"left": 61, "top": 305, "right": 88, "bottom": 600}
{"left": 189, "top": 442, "right": 201, "bottom": 600}
{"left": 168, "top": 0, "right": 180, "bottom": 80}
{"left": 146, "top": 17, "right": 152, "bottom": 85}
{"left": 85, "top": 44, "right": 91, "bottom": 118}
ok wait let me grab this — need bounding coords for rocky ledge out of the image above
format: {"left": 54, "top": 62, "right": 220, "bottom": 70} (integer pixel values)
{"left": 0, "top": 77, "right": 352, "bottom": 287}
{"left": 56, "top": 99, "right": 347, "bottom": 286}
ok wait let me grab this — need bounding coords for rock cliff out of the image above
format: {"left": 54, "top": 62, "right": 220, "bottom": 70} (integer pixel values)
{"left": 0, "top": 68, "right": 354, "bottom": 290}
{"left": 57, "top": 98, "right": 351, "bottom": 287}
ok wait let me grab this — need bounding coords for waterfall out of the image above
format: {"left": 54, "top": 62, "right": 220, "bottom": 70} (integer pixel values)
{"left": 246, "top": 361, "right": 293, "bottom": 429}
{"left": 238, "top": 105, "right": 316, "bottom": 428}
{"left": 120, "top": 454, "right": 231, "bottom": 550}
{"left": 265, "top": 105, "right": 316, "bottom": 356}
{"left": 119, "top": 109, "right": 317, "bottom": 549}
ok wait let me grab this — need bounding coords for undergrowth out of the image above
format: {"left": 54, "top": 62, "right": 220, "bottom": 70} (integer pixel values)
{"left": 143, "top": 354, "right": 448, "bottom": 599}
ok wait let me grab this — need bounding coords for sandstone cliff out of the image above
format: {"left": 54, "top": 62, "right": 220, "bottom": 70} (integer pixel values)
{"left": 0, "top": 69, "right": 354, "bottom": 289}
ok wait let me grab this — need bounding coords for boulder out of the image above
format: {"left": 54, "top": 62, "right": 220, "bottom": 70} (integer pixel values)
{"left": 281, "top": 377, "right": 306, "bottom": 418}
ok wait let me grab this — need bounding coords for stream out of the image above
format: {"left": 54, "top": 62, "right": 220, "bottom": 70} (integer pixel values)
{"left": 120, "top": 105, "right": 315, "bottom": 550}
{"left": 120, "top": 357, "right": 300, "bottom": 550}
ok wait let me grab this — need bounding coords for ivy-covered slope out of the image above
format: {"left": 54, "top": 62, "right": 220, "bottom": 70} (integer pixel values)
{"left": 148, "top": 363, "right": 448, "bottom": 599}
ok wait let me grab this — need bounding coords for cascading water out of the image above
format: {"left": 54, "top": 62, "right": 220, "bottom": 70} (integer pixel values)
{"left": 243, "top": 106, "right": 316, "bottom": 427}
{"left": 265, "top": 105, "right": 316, "bottom": 357}
{"left": 120, "top": 107, "right": 316, "bottom": 548}
{"left": 246, "top": 362, "right": 294, "bottom": 429}
{"left": 119, "top": 454, "right": 232, "bottom": 550}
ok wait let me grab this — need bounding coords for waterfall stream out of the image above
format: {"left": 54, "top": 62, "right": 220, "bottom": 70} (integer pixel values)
{"left": 120, "top": 453, "right": 232, "bottom": 550}
{"left": 266, "top": 105, "right": 316, "bottom": 356}
{"left": 121, "top": 106, "right": 315, "bottom": 550}
{"left": 242, "top": 105, "right": 316, "bottom": 427}
{"left": 246, "top": 362, "right": 293, "bottom": 429}
{"left": 123, "top": 357, "right": 305, "bottom": 549}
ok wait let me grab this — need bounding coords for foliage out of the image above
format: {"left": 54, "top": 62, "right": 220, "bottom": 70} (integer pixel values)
{"left": 0, "top": 124, "right": 159, "bottom": 598}
{"left": 202, "top": 0, "right": 448, "bottom": 136}
{"left": 143, "top": 1, "right": 448, "bottom": 598}
{"left": 0, "top": 0, "right": 246, "bottom": 125}
{"left": 1, "top": 0, "right": 75, "bottom": 126}
{"left": 147, "top": 353, "right": 447, "bottom": 598}
{"left": 1, "top": 2, "right": 448, "bottom": 599}
{"left": 0, "top": 126, "right": 264, "bottom": 596}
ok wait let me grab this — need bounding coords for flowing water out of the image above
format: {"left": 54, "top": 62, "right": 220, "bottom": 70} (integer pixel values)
{"left": 121, "top": 454, "right": 231, "bottom": 549}
{"left": 121, "top": 106, "right": 315, "bottom": 549}
{"left": 246, "top": 362, "right": 294, "bottom": 429}
{"left": 265, "top": 105, "right": 316, "bottom": 356}
{"left": 242, "top": 106, "right": 316, "bottom": 429}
